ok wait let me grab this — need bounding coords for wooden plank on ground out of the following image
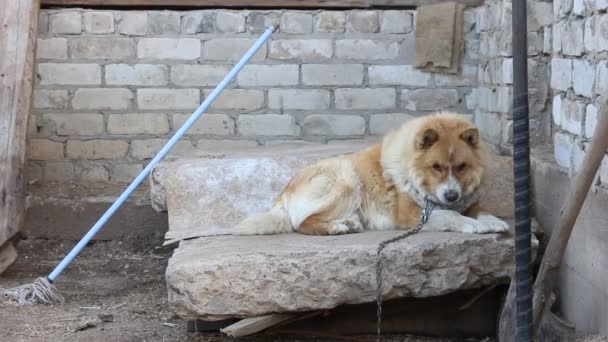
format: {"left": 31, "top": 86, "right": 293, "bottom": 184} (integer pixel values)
{"left": 41, "top": 0, "right": 484, "bottom": 8}
{"left": 220, "top": 314, "right": 296, "bottom": 337}
{"left": 0, "top": 242, "right": 18, "bottom": 274}
{"left": 0, "top": 0, "right": 40, "bottom": 251}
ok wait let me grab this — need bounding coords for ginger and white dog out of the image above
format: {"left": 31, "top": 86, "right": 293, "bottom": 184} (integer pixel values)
{"left": 236, "top": 112, "right": 509, "bottom": 236}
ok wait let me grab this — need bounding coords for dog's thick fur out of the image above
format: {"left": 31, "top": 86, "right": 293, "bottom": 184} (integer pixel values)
{"left": 236, "top": 113, "right": 509, "bottom": 236}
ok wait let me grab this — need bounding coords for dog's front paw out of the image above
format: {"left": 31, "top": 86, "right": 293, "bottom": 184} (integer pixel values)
{"left": 459, "top": 216, "right": 489, "bottom": 234}
{"left": 476, "top": 214, "right": 510, "bottom": 233}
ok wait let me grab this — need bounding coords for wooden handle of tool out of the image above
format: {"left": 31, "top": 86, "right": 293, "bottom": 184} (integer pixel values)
{"left": 532, "top": 98, "right": 608, "bottom": 329}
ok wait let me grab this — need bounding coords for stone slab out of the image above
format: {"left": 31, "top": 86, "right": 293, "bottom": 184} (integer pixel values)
{"left": 166, "top": 230, "right": 516, "bottom": 320}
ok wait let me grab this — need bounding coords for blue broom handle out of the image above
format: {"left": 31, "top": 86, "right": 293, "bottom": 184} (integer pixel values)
{"left": 48, "top": 25, "right": 278, "bottom": 283}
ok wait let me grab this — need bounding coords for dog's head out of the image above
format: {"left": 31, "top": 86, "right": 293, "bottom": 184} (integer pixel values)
{"left": 410, "top": 115, "right": 486, "bottom": 205}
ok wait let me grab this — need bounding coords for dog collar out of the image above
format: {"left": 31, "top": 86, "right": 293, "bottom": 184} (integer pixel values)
{"left": 402, "top": 180, "right": 479, "bottom": 214}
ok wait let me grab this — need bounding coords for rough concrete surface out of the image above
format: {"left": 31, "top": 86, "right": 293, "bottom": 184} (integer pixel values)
{"left": 166, "top": 231, "right": 515, "bottom": 320}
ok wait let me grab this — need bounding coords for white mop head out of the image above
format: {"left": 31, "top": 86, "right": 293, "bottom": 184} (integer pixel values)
{"left": 1, "top": 277, "right": 64, "bottom": 305}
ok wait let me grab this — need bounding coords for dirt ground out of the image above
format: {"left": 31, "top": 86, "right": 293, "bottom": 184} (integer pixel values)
{"left": 1, "top": 236, "right": 606, "bottom": 342}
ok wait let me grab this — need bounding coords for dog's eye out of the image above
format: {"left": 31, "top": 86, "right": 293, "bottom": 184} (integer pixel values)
{"left": 432, "top": 163, "right": 442, "bottom": 172}
{"left": 457, "top": 163, "right": 466, "bottom": 172}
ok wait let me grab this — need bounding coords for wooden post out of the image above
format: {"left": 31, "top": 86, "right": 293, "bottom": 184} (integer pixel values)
{"left": 0, "top": 0, "right": 40, "bottom": 273}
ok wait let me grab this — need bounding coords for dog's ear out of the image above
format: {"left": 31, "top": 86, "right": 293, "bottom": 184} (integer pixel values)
{"left": 416, "top": 128, "right": 439, "bottom": 149}
{"left": 460, "top": 127, "right": 479, "bottom": 147}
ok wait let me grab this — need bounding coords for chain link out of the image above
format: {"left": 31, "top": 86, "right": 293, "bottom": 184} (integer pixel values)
{"left": 375, "top": 197, "right": 436, "bottom": 342}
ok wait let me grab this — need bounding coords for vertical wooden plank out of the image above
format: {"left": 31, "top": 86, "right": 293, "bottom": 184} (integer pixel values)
{"left": 0, "top": 0, "right": 40, "bottom": 254}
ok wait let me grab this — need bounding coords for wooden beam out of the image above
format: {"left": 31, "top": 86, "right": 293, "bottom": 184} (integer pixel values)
{"left": 41, "top": 0, "right": 483, "bottom": 8}
{"left": 0, "top": 0, "right": 40, "bottom": 249}
{"left": 221, "top": 314, "right": 297, "bottom": 337}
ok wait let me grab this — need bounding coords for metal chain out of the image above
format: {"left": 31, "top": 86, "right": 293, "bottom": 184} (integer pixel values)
{"left": 375, "top": 197, "right": 436, "bottom": 342}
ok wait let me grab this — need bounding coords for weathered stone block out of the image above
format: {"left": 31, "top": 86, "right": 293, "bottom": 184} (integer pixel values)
{"left": 38, "top": 63, "right": 101, "bottom": 85}
{"left": 401, "top": 89, "right": 459, "bottom": 111}
{"left": 598, "top": 14, "right": 608, "bottom": 52}
{"left": 111, "top": 164, "right": 143, "bottom": 183}
{"left": 137, "top": 89, "right": 200, "bottom": 110}
{"left": 37, "top": 38, "right": 68, "bottom": 59}
{"left": 474, "top": 111, "right": 502, "bottom": 144}
{"left": 315, "top": 11, "right": 345, "bottom": 33}
{"left": 181, "top": 11, "right": 215, "bottom": 34}
{"left": 528, "top": 1, "right": 553, "bottom": 32}
{"left": 562, "top": 20, "right": 584, "bottom": 56}
{"left": 572, "top": 60, "right": 595, "bottom": 98}
{"left": 207, "top": 89, "right": 264, "bottom": 110}
{"left": 173, "top": 113, "right": 234, "bottom": 136}
{"left": 435, "top": 65, "right": 477, "bottom": 87}
{"left": 553, "top": 95, "right": 562, "bottom": 126}
{"left": 75, "top": 163, "right": 109, "bottom": 182}
{"left": 34, "top": 89, "right": 68, "bottom": 109}
{"left": 29, "top": 139, "right": 64, "bottom": 161}
{"left": 73, "top": 88, "right": 133, "bottom": 110}
{"left": 43, "top": 113, "right": 104, "bottom": 136}
{"left": 554, "top": 133, "right": 573, "bottom": 170}
{"left": 38, "top": 12, "right": 48, "bottom": 34}
{"left": 237, "top": 65, "right": 299, "bottom": 87}
{"left": 368, "top": 65, "right": 432, "bottom": 86}
{"left": 149, "top": 12, "right": 180, "bottom": 34}
{"left": 561, "top": 99, "right": 585, "bottom": 135}
{"left": 216, "top": 11, "right": 246, "bottom": 33}
{"left": 83, "top": 11, "right": 114, "bottom": 34}
{"left": 270, "top": 39, "right": 332, "bottom": 61}
{"left": 281, "top": 12, "right": 313, "bottom": 34}
{"left": 171, "top": 64, "right": 231, "bottom": 86}
{"left": 204, "top": 38, "right": 266, "bottom": 62}
{"left": 302, "top": 114, "right": 365, "bottom": 136}
{"left": 238, "top": 114, "right": 300, "bottom": 136}
{"left": 381, "top": 10, "right": 413, "bottom": 33}
{"left": 585, "top": 103, "right": 597, "bottom": 138}
{"left": 552, "top": 21, "right": 563, "bottom": 54}
{"left": 108, "top": 113, "right": 170, "bottom": 135}
{"left": 50, "top": 11, "right": 82, "bottom": 34}
{"left": 335, "top": 88, "right": 396, "bottom": 110}
{"left": 584, "top": 17, "right": 596, "bottom": 53}
{"left": 44, "top": 163, "right": 75, "bottom": 182}
{"left": 246, "top": 11, "right": 280, "bottom": 34}
{"left": 268, "top": 89, "right": 330, "bottom": 110}
{"left": 67, "top": 140, "right": 129, "bottom": 160}
{"left": 596, "top": 61, "right": 608, "bottom": 95}
{"left": 116, "top": 11, "right": 148, "bottom": 36}
{"left": 138, "top": 38, "right": 201, "bottom": 60}
{"left": 336, "top": 39, "right": 399, "bottom": 60}
{"left": 370, "top": 113, "right": 414, "bottom": 135}
{"left": 131, "top": 139, "right": 193, "bottom": 159}
{"left": 70, "top": 38, "right": 135, "bottom": 59}
{"left": 302, "top": 64, "right": 363, "bottom": 86}
{"left": 106, "top": 64, "right": 168, "bottom": 86}
{"left": 346, "top": 11, "right": 379, "bottom": 33}
{"left": 550, "top": 58, "right": 573, "bottom": 92}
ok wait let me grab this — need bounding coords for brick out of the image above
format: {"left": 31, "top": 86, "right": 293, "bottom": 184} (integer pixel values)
{"left": 474, "top": 112, "right": 502, "bottom": 144}
{"left": 246, "top": 12, "right": 280, "bottom": 34}
{"left": 111, "top": 164, "right": 143, "bottom": 183}
{"left": 368, "top": 65, "right": 432, "bottom": 86}
{"left": 598, "top": 15, "right": 608, "bottom": 52}
{"left": 301, "top": 64, "right": 363, "bottom": 86}
{"left": 572, "top": 60, "right": 595, "bottom": 98}
{"left": 138, "top": 38, "right": 201, "bottom": 60}
{"left": 491, "top": 87, "right": 512, "bottom": 113}
{"left": 543, "top": 28, "right": 552, "bottom": 54}
{"left": 38, "top": 63, "right": 101, "bottom": 85}
{"left": 561, "top": 99, "right": 585, "bottom": 135}
{"left": 216, "top": 11, "right": 246, "bottom": 33}
{"left": 562, "top": 20, "right": 584, "bottom": 56}
{"left": 108, "top": 113, "right": 170, "bottom": 135}
{"left": 585, "top": 103, "right": 598, "bottom": 138}
{"left": 584, "top": 17, "right": 595, "bottom": 53}
{"left": 599, "top": 0, "right": 608, "bottom": 11}
{"left": 601, "top": 157, "right": 608, "bottom": 184}
{"left": 572, "top": 0, "right": 585, "bottom": 16}
{"left": 204, "top": 38, "right": 266, "bottom": 62}
{"left": 149, "top": 12, "right": 180, "bottom": 34}
{"left": 238, "top": 65, "right": 299, "bottom": 87}
{"left": 554, "top": 133, "right": 573, "bottom": 170}
{"left": 181, "top": 11, "right": 214, "bottom": 34}
{"left": 37, "top": 38, "right": 68, "bottom": 59}
{"left": 197, "top": 139, "right": 259, "bottom": 150}
{"left": 44, "top": 163, "right": 75, "bottom": 182}
{"left": 268, "top": 89, "right": 330, "bottom": 110}
{"left": 550, "top": 58, "right": 573, "bottom": 92}
{"left": 70, "top": 38, "right": 135, "bottom": 60}
{"left": 106, "top": 64, "right": 168, "bottom": 86}
{"left": 335, "top": 88, "right": 396, "bottom": 110}
{"left": 572, "top": 141, "right": 586, "bottom": 174}
{"left": 207, "top": 89, "right": 264, "bottom": 110}
{"left": 528, "top": 1, "right": 553, "bottom": 31}
{"left": 464, "top": 37, "right": 480, "bottom": 61}
{"left": 29, "top": 139, "right": 64, "bottom": 161}
{"left": 401, "top": 89, "right": 459, "bottom": 111}
{"left": 116, "top": 11, "right": 148, "bottom": 35}
{"left": 67, "top": 140, "right": 129, "bottom": 160}
{"left": 76, "top": 163, "right": 109, "bottom": 182}
{"left": 552, "top": 21, "right": 562, "bottom": 54}
{"left": 73, "top": 88, "right": 133, "bottom": 110}
{"left": 270, "top": 39, "right": 332, "bottom": 61}
{"left": 502, "top": 119, "right": 513, "bottom": 145}
{"left": 27, "top": 164, "right": 43, "bottom": 183}
{"left": 137, "top": 89, "right": 200, "bottom": 110}
{"left": 34, "top": 89, "right": 68, "bottom": 109}
{"left": 315, "top": 11, "right": 345, "bottom": 33}
{"left": 346, "top": 11, "right": 379, "bottom": 33}
{"left": 83, "top": 12, "right": 114, "bottom": 34}
{"left": 370, "top": 113, "right": 415, "bottom": 135}
{"left": 381, "top": 10, "right": 413, "bottom": 33}
{"left": 50, "top": 11, "right": 82, "bottom": 34}
{"left": 238, "top": 114, "right": 300, "bottom": 137}
{"left": 501, "top": 58, "right": 513, "bottom": 85}
{"left": 173, "top": 113, "right": 234, "bottom": 136}
{"left": 336, "top": 39, "right": 399, "bottom": 60}
{"left": 43, "top": 113, "right": 104, "bottom": 136}
{"left": 558, "top": 0, "right": 574, "bottom": 18}
{"left": 435, "top": 65, "right": 477, "bottom": 87}
{"left": 38, "top": 12, "right": 49, "bottom": 34}
{"left": 596, "top": 61, "right": 608, "bottom": 95}
{"left": 281, "top": 12, "right": 313, "bottom": 34}
{"left": 465, "top": 89, "right": 479, "bottom": 110}
{"left": 171, "top": 64, "right": 230, "bottom": 87}
{"left": 130, "top": 139, "right": 193, "bottom": 159}
{"left": 552, "top": 95, "right": 562, "bottom": 126}
{"left": 302, "top": 114, "right": 365, "bottom": 136}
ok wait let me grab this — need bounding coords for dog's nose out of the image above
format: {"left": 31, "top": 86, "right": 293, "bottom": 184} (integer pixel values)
{"left": 444, "top": 190, "right": 460, "bottom": 203}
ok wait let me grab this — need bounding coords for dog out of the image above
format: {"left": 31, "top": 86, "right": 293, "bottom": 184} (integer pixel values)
{"left": 235, "top": 112, "right": 509, "bottom": 236}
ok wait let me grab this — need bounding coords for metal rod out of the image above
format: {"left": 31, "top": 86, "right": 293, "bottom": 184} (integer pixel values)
{"left": 47, "top": 25, "right": 278, "bottom": 282}
{"left": 511, "top": 0, "right": 533, "bottom": 341}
